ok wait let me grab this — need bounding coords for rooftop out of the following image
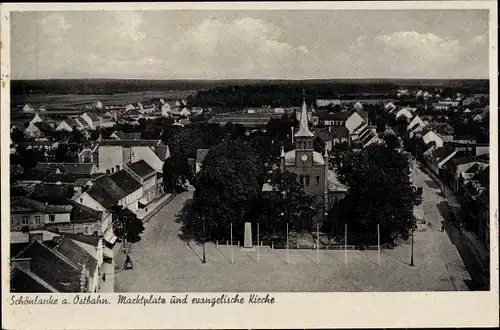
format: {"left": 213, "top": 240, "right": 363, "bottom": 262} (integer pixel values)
{"left": 13, "top": 240, "right": 81, "bottom": 292}
{"left": 127, "top": 160, "right": 156, "bottom": 179}
{"left": 99, "top": 139, "right": 162, "bottom": 147}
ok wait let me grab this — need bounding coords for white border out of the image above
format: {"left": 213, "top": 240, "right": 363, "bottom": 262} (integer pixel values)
{"left": 1, "top": 2, "right": 498, "bottom": 329}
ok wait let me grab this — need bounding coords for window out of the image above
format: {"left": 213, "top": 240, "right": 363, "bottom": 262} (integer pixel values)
{"left": 22, "top": 215, "right": 29, "bottom": 225}
{"left": 49, "top": 214, "right": 55, "bottom": 222}
{"left": 106, "top": 169, "right": 110, "bottom": 175}
{"left": 299, "top": 175, "right": 304, "bottom": 185}
{"left": 316, "top": 176, "right": 320, "bottom": 184}
{"left": 34, "top": 215, "right": 42, "bottom": 224}
{"left": 116, "top": 165, "right": 120, "bottom": 171}
{"left": 111, "top": 167, "right": 115, "bottom": 173}
{"left": 305, "top": 176, "right": 310, "bottom": 185}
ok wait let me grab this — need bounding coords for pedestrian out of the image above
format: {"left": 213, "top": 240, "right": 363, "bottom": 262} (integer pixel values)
{"left": 102, "top": 273, "right": 106, "bottom": 282}
{"left": 441, "top": 223, "right": 445, "bottom": 232}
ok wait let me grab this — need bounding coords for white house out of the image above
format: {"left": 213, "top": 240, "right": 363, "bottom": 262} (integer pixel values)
{"left": 345, "top": 111, "right": 365, "bottom": 134}
{"left": 56, "top": 118, "right": 86, "bottom": 132}
{"left": 179, "top": 108, "right": 191, "bottom": 117}
{"left": 23, "top": 104, "right": 35, "bottom": 113}
{"left": 395, "top": 107, "right": 414, "bottom": 121}
{"left": 81, "top": 112, "right": 101, "bottom": 130}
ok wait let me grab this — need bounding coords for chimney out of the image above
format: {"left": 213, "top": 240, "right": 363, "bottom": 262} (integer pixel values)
{"left": 329, "top": 126, "right": 332, "bottom": 132}
{"left": 12, "top": 258, "right": 31, "bottom": 271}
{"left": 291, "top": 127, "right": 294, "bottom": 143}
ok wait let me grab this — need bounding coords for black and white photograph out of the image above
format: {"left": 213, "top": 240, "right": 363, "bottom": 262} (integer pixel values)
{"left": 1, "top": 1, "right": 498, "bottom": 329}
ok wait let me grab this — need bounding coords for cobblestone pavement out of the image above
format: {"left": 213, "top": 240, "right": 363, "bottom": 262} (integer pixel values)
{"left": 115, "top": 169, "right": 471, "bottom": 292}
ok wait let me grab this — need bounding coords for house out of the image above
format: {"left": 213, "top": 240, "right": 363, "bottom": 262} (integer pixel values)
{"left": 124, "top": 104, "right": 136, "bottom": 111}
{"left": 314, "top": 126, "right": 349, "bottom": 151}
{"left": 353, "top": 102, "right": 363, "bottom": 111}
{"left": 76, "top": 170, "right": 143, "bottom": 213}
{"left": 384, "top": 102, "right": 396, "bottom": 112}
{"left": 425, "top": 146, "right": 460, "bottom": 176}
{"left": 80, "top": 112, "right": 101, "bottom": 130}
{"left": 195, "top": 149, "right": 210, "bottom": 173}
{"left": 11, "top": 240, "right": 91, "bottom": 292}
{"left": 10, "top": 230, "right": 60, "bottom": 257}
{"left": 316, "top": 99, "right": 341, "bottom": 108}
{"left": 100, "top": 117, "right": 116, "bottom": 128}
{"left": 125, "top": 160, "right": 162, "bottom": 205}
{"left": 462, "top": 97, "right": 475, "bottom": 107}
{"left": 10, "top": 196, "right": 72, "bottom": 231}
{"left": 421, "top": 130, "right": 444, "bottom": 151}
{"left": 29, "top": 162, "right": 99, "bottom": 176}
{"left": 161, "top": 101, "right": 178, "bottom": 117}
{"left": 432, "top": 123, "right": 455, "bottom": 142}
{"left": 94, "top": 139, "right": 170, "bottom": 174}
{"left": 94, "top": 101, "right": 104, "bottom": 110}
{"left": 407, "top": 115, "right": 427, "bottom": 138}
{"left": 317, "top": 111, "right": 350, "bottom": 126}
{"left": 24, "top": 122, "right": 54, "bottom": 139}
{"left": 179, "top": 108, "right": 191, "bottom": 117}
{"left": 395, "top": 107, "right": 414, "bottom": 121}
{"left": 345, "top": 112, "right": 365, "bottom": 134}
{"left": 432, "top": 103, "right": 449, "bottom": 111}
{"left": 110, "top": 131, "right": 142, "bottom": 140}
{"left": 192, "top": 107, "right": 204, "bottom": 115}
{"left": 56, "top": 118, "right": 86, "bottom": 132}
{"left": 23, "top": 104, "right": 36, "bottom": 113}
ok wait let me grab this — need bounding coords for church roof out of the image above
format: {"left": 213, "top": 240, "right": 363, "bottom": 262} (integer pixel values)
{"left": 294, "top": 98, "right": 314, "bottom": 137}
{"left": 284, "top": 150, "right": 325, "bottom": 166}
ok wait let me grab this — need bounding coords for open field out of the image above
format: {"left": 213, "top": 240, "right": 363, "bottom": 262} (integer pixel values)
{"left": 11, "top": 90, "right": 196, "bottom": 109}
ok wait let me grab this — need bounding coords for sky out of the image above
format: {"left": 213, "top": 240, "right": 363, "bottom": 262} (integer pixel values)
{"left": 10, "top": 10, "right": 490, "bottom": 80}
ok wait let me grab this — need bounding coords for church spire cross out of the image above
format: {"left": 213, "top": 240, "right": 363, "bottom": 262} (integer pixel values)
{"left": 295, "top": 89, "right": 314, "bottom": 138}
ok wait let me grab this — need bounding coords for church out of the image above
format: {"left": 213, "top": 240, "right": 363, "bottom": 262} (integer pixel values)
{"left": 279, "top": 95, "right": 348, "bottom": 225}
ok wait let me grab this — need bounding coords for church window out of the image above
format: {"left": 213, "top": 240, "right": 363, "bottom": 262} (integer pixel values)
{"left": 316, "top": 176, "right": 320, "bottom": 184}
{"left": 305, "top": 176, "right": 310, "bottom": 185}
{"left": 299, "top": 175, "right": 304, "bottom": 185}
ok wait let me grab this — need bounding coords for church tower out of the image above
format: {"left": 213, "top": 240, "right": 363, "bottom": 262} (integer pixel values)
{"left": 295, "top": 91, "right": 314, "bottom": 167}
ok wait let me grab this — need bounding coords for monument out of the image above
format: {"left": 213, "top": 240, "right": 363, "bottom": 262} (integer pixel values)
{"left": 242, "top": 222, "right": 254, "bottom": 251}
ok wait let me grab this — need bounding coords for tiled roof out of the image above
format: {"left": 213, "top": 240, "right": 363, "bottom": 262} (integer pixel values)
{"left": 10, "top": 266, "right": 58, "bottom": 293}
{"left": 108, "top": 170, "right": 142, "bottom": 195}
{"left": 54, "top": 237, "right": 98, "bottom": 277}
{"left": 62, "top": 233, "right": 101, "bottom": 247}
{"left": 11, "top": 197, "right": 72, "bottom": 214}
{"left": 127, "top": 160, "right": 156, "bottom": 179}
{"left": 68, "top": 200, "right": 103, "bottom": 224}
{"left": 32, "top": 184, "right": 74, "bottom": 198}
{"left": 85, "top": 113, "right": 100, "bottom": 122}
{"left": 196, "top": 149, "right": 210, "bottom": 164}
{"left": 14, "top": 240, "right": 81, "bottom": 292}
{"left": 154, "top": 145, "right": 170, "bottom": 161}
{"left": 30, "top": 162, "right": 96, "bottom": 175}
{"left": 44, "top": 173, "right": 97, "bottom": 185}
{"left": 33, "top": 122, "right": 54, "bottom": 133}
{"left": 85, "top": 180, "right": 119, "bottom": 209}
{"left": 99, "top": 139, "right": 161, "bottom": 147}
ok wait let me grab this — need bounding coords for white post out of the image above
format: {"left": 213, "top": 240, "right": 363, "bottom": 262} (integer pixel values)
{"left": 377, "top": 223, "right": 381, "bottom": 266}
{"left": 257, "top": 223, "right": 260, "bottom": 264}
{"left": 316, "top": 224, "right": 319, "bottom": 265}
{"left": 286, "top": 223, "right": 289, "bottom": 264}
{"left": 344, "top": 223, "right": 347, "bottom": 265}
{"left": 230, "top": 223, "right": 234, "bottom": 264}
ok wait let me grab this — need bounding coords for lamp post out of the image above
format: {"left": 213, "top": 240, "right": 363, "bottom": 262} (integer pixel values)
{"left": 410, "top": 218, "right": 414, "bottom": 267}
{"left": 202, "top": 216, "right": 206, "bottom": 264}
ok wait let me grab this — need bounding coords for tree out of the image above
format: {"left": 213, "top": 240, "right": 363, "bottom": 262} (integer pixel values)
{"left": 336, "top": 144, "right": 422, "bottom": 245}
{"left": 189, "top": 140, "right": 264, "bottom": 241}
{"left": 111, "top": 206, "right": 145, "bottom": 243}
{"left": 383, "top": 133, "right": 399, "bottom": 150}
{"left": 376, "top": 121, "right": 386, "bottom": 134}
{"left": 162, "top": 150, "right": 191, "bottom": 192}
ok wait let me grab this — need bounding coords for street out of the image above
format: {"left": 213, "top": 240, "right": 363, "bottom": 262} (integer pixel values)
{"left": 115, "top": 166, "right": 471, "bottom": 292}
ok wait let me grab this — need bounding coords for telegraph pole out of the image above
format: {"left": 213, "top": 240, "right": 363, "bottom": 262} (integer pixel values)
{"left": 202, "top": 216, "right": 206, "bottom": 264}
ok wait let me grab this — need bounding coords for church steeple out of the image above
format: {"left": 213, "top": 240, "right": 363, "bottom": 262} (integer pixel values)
{"left": 295, "top": 89, "right": 314, "bottom": 138}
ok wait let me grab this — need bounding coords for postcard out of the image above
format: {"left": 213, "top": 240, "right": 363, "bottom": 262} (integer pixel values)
{"left": 1, "top": 1, "right": 498, "bottom": 329}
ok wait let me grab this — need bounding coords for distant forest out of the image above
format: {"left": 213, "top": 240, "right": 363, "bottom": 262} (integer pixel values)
{"left": 11, "top": 78, "right": 488, "bottom": 94}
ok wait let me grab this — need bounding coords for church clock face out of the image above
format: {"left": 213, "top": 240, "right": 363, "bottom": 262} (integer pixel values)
{"left": 301, "top": 154, "right": 308, "bottom": 162}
